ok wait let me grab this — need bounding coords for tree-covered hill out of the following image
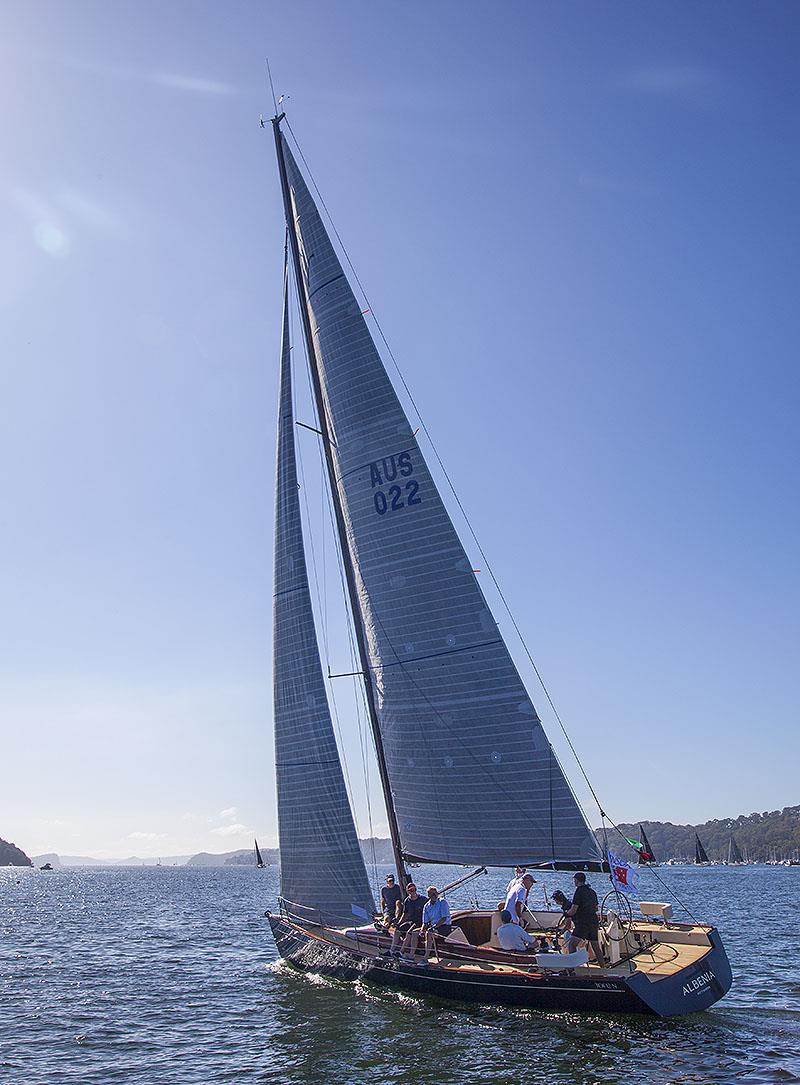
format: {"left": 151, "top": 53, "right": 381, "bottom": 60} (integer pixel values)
{"left": 603, "top": 806, "right": 800, "bottom": 862}
{"left": 0, "top": 838, "right": 32, "bottom": 866}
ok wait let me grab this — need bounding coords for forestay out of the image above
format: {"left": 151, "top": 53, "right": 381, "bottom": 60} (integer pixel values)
{"left": 273, "top": 266, "right": 375, "bottom": 922}
{"left": 281, "top": 135, "right": 601, "bottom": 868}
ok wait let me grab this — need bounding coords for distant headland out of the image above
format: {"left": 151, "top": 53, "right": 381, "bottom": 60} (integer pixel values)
{"left": 0, "top": 838, "right": 33, "bottom": 867}
{"left": 31, "top": 837, "right": 397, "bottom": 868}
{"left": 23, "top": 806, "right": 800, "bottom": 869}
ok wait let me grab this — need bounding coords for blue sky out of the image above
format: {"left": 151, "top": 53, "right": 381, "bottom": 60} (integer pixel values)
{"left": 2, "top": 1, "right": 798, "bottom": 859}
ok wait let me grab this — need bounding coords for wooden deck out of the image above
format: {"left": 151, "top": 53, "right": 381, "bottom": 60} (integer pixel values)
{"left": 330, "top": 915, "right": 714, "bottom": 985}
{"left": 424, "top": 935, "right": 712, "bottom": 982}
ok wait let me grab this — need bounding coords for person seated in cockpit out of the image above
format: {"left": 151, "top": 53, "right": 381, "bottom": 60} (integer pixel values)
{"left": 496, "top": 909, "right": 537, "bottom": 952}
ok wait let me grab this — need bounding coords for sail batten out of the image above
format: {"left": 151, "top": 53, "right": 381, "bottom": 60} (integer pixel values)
{"left": 273, "top": 258, "right": 375, "bottom": 922}
{"left": 279, "top": 132, "right": 601, "bottom": 868}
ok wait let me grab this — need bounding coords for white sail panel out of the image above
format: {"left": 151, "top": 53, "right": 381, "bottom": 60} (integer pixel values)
{"left": 282, "top": 136, "right": 601, "bottom": 867}
{"left": 273, "top": 271, "right": 376, "bottom": 921}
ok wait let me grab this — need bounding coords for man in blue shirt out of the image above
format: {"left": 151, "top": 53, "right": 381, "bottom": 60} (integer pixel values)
{"left": 419, "top": 886, "right": 452, "bottom": 965}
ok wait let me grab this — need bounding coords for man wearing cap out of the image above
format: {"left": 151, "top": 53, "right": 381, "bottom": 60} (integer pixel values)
{"left": 378, "top": 874, "right": 403, "bottom": 931}
{"left": 504, "top": 872, "right": 536, "bottom": 925}
{"left": 384, "top": 883, "right": 425, "bottom": 960}
{"left": 565, "top": 872, "right": 606, "bottom": 967}
{"left": 419, "top": 886, "right": 452, "bottom": 965}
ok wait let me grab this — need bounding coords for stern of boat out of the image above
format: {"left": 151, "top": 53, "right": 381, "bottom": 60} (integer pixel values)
{"left": 623, "top": 925, "right": 732, "bottom": 1016}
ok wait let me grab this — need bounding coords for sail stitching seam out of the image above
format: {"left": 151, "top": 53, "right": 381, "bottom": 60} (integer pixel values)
{"left": 308, "top": 271, "right": 345, "bottom": 299}
{"left": 371, "top": 638, "right": 503, "bottom": 670}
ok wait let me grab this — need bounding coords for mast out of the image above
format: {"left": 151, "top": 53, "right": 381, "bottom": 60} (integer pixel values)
{"left": 271, "top": 114, "right": 407, "bottom": 889}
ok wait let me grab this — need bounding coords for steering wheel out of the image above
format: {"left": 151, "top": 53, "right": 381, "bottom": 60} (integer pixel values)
{"left": 601, "top": 889, "right": 634, "bottom": 940}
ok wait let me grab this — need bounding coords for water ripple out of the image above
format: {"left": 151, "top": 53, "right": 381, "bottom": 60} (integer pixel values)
{"left": 0, "top": 865, "right": 799, "bottom": 1083}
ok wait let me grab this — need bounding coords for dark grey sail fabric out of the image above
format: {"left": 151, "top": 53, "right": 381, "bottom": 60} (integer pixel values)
{"left": 281, "top": 135, "right": 601, "bottom": 868}
{"left": 273, "top": 272, "right": 376, "bottom": 923}
{"left": 695, "top": 835, "right": 710, "bottom": 864}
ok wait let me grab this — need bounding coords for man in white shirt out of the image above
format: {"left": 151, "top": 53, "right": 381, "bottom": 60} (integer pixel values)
{"left": 504, "top": 872, "right": 535, "bottom": 925}
{"left": 496, "top": 909, "right": 537, "bottom": 952}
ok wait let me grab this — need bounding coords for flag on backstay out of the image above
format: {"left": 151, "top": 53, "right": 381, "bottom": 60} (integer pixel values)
{"left": 608, "top": 851, "right": 639, "bottom": 896}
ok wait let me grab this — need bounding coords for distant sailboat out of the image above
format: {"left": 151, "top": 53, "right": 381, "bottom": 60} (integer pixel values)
{"left": 624, "top": 825, "right": 656, "bottom": 865}
{"left": 727, "top": 835, "right": 743, "bottom": 865}
{"left": 637, "top": 825, "right": 657, "bottom": 866}
{"left": 263, "top": 107, "right": 732, "bottom": 1016}
{"left": 254, "top": 839, "right": 265, "bottom": 869}
{"left": 695, "top": 834, "right": 711, "bottom": 865}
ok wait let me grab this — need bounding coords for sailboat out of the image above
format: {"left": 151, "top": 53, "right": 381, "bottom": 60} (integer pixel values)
{"left": 264, "top": 110, "right": 732, "bottom": 1016}
{"left": 637, "top": 825, "right": 657, "bottom": 866}
{"left": 255, "top": 839, "right": 265, "bottom": 869}
{"left": 726, "top": 835, "right": 744, "bottom": 865}
{"left": 695, "top": 834, "right": 711, "bottom": 865}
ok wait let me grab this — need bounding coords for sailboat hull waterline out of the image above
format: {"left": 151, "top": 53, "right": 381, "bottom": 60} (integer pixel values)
{"left": 267, "top": 911, "right": 732, "bottom": 1017}
{"left": 264, "top": 108, "right": 733, "bottom": 1018}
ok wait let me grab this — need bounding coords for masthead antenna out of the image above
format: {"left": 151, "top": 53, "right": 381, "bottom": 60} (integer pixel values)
{"left": 265, "top": 58, "right": 279, "bottom": 118}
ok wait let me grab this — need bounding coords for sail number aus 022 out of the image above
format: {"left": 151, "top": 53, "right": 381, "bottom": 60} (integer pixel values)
{"left": 370, "top": 451, "right": 421, "bottom": 516}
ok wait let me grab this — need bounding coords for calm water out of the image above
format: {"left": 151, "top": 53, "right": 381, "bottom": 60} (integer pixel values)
{"left": 1, "top": 864, "right": 798, "bottom": 1084}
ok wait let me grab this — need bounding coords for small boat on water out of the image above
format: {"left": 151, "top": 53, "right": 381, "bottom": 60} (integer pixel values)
{"left": 263, "top": 109, "right": 732, "bottom": 1016}
{"left": 628, "top": 825, "right": 658, "bottom": 866}
{"left": 255, "top": 839, "right": 265, "bottom": 869}
{"left": 726, "top": 835, "right": 744, "bottom": 865}
{"left": 695, "top": 834, "right": 712, "bottom": 866}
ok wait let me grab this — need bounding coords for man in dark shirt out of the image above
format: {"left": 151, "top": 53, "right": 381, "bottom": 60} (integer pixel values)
{"left": 379, "top": 874, "right": 403, "bottom": 930}
{"left": 565, "top": 873, "right": 606, "bottom": 967}
{"left": 383, "top": 884, "right": 425, "bottom": 960}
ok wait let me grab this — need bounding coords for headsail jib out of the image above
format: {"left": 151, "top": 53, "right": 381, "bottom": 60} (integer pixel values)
{"left": 275, "top": 127, "right": 601, "bottom": 871}
{"left": 272, "top": 256, "right": 375, "bottom": 923}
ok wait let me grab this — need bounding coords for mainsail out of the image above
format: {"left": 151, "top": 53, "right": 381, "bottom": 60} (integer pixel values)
{"left": 277, "top": 131, "right": 601, "bottom": 869}
{"left": 695, "top": 834, "right": 710, "bottom": 864}
{"left": 273, "top": 263, "right": 375, "bottom": 922}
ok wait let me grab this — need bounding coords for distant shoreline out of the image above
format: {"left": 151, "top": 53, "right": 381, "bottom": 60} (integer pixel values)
{"left": 17, "top": 804, "right": 800, "bottom": 869}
